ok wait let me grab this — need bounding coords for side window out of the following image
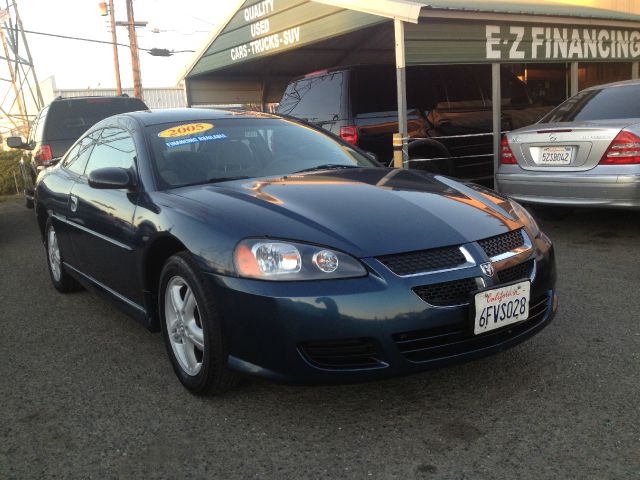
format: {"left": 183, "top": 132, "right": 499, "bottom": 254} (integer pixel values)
{"left": 34, "top": 106, "right": 49, "bottom": 142}
{"left": 28, "top": 112, "right": 41, "bottom": 144}
{"left": 61, "top": 143, "right": 81, "bottom": 168}
{"left": 85, "top": 128, "right": 136, "bottom": 174}
{"left": 438, "top": 66, "right": 484, "bottom": 108}
{"left": 476, "top": 68, "right": 532, "bottom": 107}
{"left": 277, "top": 73, "right": 344, "bottom": 122}
{"left": 64, "top": 133, "right": 99, "bottom": 176}
{"left": 351, "top": 68, "right": 397, "bottom": 115}
{"left": 407, "top": 67, "right": 444, "bottom": 112}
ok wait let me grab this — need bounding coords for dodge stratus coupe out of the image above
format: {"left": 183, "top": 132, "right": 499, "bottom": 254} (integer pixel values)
{"left": 34, "top": 109, "right": 557, "bottom": 394}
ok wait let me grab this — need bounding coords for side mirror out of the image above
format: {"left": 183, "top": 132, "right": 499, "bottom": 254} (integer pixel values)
{"left": 7, "top": 136, "right": 32, "bottom": 150}
{"left": 88, "top": 167, "right": 134, "bottom": 190}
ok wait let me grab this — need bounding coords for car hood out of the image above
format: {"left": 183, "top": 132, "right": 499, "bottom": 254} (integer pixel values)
{"left": 169, "top": 168, "right": 522, "bottom": 258}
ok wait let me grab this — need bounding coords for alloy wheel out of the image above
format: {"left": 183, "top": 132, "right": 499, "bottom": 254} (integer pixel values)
{"left": 164, "top": 276, "right": 205, "bottom": 376}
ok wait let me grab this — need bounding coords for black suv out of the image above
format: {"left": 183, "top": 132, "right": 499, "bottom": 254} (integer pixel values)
{"left": 8, "top": 95, "right": 148, "bottom": 208}
{"left": 277, "top": 65, "right": 551, "bottom": 184}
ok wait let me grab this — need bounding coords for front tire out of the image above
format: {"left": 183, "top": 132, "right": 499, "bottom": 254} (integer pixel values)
{"left": 45, "top": 218, "right": 80, "bottom": 293}
{"left": 159, "top": 252, "right": 237, "bottom": 395}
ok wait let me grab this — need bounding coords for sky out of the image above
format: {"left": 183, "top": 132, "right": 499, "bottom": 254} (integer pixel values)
{"left": 14, "top": 0, "right": 238, "bottom": 89}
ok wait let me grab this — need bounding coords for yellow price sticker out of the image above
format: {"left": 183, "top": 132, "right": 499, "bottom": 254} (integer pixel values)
{"left": 158, "top": 123, "right": 214, "bottom": 138}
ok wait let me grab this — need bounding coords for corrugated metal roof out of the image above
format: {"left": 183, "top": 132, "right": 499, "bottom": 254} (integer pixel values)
{"left": 415, "top": 1, "right": 640, "bottom": 21}
{"left": 55, "top": 88, "right": 187, "bottom": 109}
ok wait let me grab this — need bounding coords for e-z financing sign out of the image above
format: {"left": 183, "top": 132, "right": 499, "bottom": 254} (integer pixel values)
{"left": 230, "top": 0, "right": 301, "bottom": 62}
{"left": 485, "top": 24, "right": 640, "bottom": 61}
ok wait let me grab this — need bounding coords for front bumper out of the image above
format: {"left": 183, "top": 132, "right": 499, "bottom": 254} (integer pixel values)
{"left": 206, "top": 234, "right": 557, "bottom": 384}
{"left": 496, "top": 167, "right": 640, "bottom": 209}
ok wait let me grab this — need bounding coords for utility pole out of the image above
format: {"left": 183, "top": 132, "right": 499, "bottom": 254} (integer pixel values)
{"left": 125, "top": 0, "right": 142, "bottom": 99}
{"left": 103, "top": 0, "right": 122, "bottom": 95}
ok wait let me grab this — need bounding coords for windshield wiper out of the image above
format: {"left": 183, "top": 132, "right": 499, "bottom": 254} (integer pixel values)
{"left": 293, "top": 164, "right": 361, "bottom": 174}
{"left": 180, "top": 176, "right": 250, "bottom": 188}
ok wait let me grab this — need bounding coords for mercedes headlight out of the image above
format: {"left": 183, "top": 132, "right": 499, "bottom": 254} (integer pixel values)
{"left": 233, "top": 239, "right": 367, "bottom": 281}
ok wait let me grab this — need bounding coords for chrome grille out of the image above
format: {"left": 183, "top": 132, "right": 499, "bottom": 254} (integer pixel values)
{"left": 478, "top": 229, "right": 525, "bottom": 259}
{"left": 377, "top": 246, "right": 467, "bottom": 276}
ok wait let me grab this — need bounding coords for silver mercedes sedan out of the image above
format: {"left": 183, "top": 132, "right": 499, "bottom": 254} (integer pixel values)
{"left": 497, "top": 80, "right": 640, "bottom": 209}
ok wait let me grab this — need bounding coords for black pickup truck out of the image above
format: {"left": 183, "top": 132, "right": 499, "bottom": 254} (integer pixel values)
{"left": 277, "top": 65, "right": 551, "bottom": 184}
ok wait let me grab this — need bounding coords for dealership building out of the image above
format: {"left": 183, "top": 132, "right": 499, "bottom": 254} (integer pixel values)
{"left": 180, "top": 0, "right": 640, "bottom": 177}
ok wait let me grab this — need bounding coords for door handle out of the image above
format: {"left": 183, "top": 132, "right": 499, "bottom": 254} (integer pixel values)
{"left": 70, "top": 195, "right": 78, "bottom": 213}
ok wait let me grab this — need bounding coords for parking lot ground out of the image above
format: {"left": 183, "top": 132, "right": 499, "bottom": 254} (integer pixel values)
{"left": 1, "top": 198, "right": 639, "bottom": 479}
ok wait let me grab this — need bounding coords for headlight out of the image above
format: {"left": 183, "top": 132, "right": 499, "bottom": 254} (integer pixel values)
{"left": 234, "top": 239, "right": 367, "bottom": 281}
{"left": 509, "top": 199, "right": 540, "bottom": 238}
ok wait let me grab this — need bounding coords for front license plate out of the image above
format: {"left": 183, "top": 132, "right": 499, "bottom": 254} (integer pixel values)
{"left": 538, "top": 146, "right": 573, "bottom": 165}
{"left": 474, "top": 281, "right": 530, "bottom": 335}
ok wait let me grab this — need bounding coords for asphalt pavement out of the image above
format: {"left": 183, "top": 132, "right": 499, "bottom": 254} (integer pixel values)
{"left": 1, "top": 198, "right": 639, "bottom": 479}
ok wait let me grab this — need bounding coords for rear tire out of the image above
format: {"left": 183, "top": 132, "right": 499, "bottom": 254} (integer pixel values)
{"left": 159, "top": 252, "right": 238, "bottom": 395}
{"left": 45, "top": 218, "right": 81, "bottom": 293}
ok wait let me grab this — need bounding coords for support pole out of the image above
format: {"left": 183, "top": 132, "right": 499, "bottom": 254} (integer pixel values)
{"left": 108, "top": 0, "right": 122, "bottom": 95}
{"left": 492, "top": 63, "right": 501, "bottom": 191}
{"left": 126, "top": 0, "right": 143, "bottom": 99}
{"left": 632, "top": 62, "right": 639, "bottom": 80}
{"left": 260, "top": 78, "right": 267, "bottom": 112}
{"left": 570, "top": 62, "right": 579, "bottom": 97}
{"left": 394, "top": 19, "right": 408, "bottom": 168}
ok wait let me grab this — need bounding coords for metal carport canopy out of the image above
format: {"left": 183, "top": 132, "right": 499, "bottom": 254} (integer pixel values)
{"left": 181, "top": 0, "right": 640, "bottom": 178}
{"left": 181, "top": 0, "right": 640, "bottom": 104}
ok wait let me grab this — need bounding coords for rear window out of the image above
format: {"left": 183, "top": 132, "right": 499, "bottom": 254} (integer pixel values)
{"left": 541, "top": 84, "right": 640, "bottom": 123}
{"left": 277, "top": 72, "right": 344, "bottom": 122}
{"left": 43, "top": 97, "right": 147, "bottom": 141}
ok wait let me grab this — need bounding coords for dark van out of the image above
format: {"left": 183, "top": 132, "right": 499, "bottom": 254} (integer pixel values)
{"left": 8, "top": 95, "right": 148, "bottom": 208}
{"left": 277, "top": 65, "right": 551, "bottom": 184}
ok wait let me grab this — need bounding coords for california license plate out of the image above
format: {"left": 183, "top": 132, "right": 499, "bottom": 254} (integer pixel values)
{"left": 538, "top": 146, "right": 573, "bottom": 165}
{"left": 474, "top": 281, "right": 530, "bottom": 335}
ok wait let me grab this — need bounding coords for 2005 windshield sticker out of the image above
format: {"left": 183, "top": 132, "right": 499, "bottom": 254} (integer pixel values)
{"left": 158, "top": 123, "right": 228, "bottom": 149}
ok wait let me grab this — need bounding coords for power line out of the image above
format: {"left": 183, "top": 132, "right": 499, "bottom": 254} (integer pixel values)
{"left": 6, "top": 26, "right": 131, "bottom": 49}
{"left": 4, "top": 27, "right": 194, "bottom": 55}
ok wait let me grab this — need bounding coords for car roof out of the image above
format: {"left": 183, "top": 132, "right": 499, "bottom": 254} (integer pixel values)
{"left": 583, "top": 78, "right": 640, "bottom": 91}
{"left": 116, "top": 108, "right": 280, "bottom": 127}
{"left": 50, "top": 95, "right": 142, "bottom": 103}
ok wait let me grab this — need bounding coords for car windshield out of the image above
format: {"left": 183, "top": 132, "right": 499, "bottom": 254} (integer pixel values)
{"left": 540, "top": 84, "right": 640, "bottom": 123}
{"left": 147, "top": 117, "right": 377, "bottom": 189}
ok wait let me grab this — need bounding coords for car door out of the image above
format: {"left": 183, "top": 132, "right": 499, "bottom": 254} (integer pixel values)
{"left": 51, "top": 132, "right": 99, "bottom": 267}
{"left": 67, "top": 127, "right": 143, "bottom": 305}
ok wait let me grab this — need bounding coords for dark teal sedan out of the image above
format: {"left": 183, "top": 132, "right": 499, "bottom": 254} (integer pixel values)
{"left": 34, "top": 109, "right": 557, "bottom": 395}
